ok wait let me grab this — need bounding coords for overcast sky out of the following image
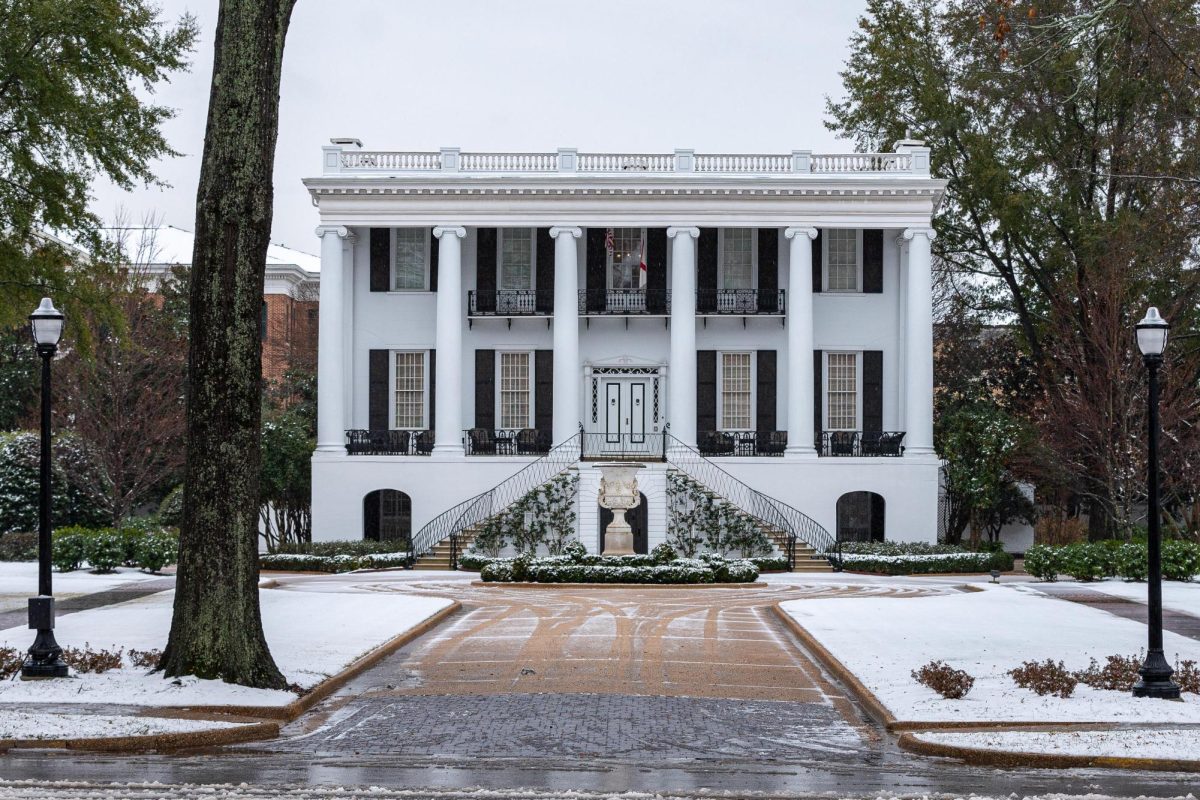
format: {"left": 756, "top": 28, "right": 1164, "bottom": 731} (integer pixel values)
{"left": 88, "top": 0, "right": 868, "bottom": 257}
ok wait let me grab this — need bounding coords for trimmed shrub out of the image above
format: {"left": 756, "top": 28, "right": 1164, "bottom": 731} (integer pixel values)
{"left": 1075, "top": 653, "right": 1142, "bottom": 691}
{"left": 61, "top": 644, "right": 123, "bottom": 674}
{"left": 128, "top": 648, "right": 163, "bottom": 669}
{"left": 1022, "top": 544, "right": 1062, "bottom": 581}
{"left": 911, "top": 660, "right": 974, "bottom": 699}
{"left": 83, "top": 530, "right": 125, "bottom": 572}
{"left": 158, "top": 485, "right": 184, "bottom": 527}
{"left": 259, "top": 551, "right": 409, "bottom": 573}
{"left": 1061, "top": 543, "right": 1108, "bottom": 582}
{"left": 1008, "top": 659, "right": 1077, "bottom": 698}
{"left": 0, "top": 531, "right": 37, "bottom": 561}
{"left": 457, "top": 551, "right": 493, "bottom": 571}
{"left": 0, "top": 647, "right": 24, "bottom": 680}
{"left": 134, "top": 531, "right": 178, "bottom": 573}
{"left": 479, "top": 553, "right": 759, "bottom": 584}
{"left": 1162, "top": 540, "right": 1200, "bottom": 581}
{"left": 651, "top": 542, "right": 678, "bottom": 564}
{"left": 1113, "top": 543, "right": 1148, "bottom": 582}
{"left": 750, "top": 555, "right": 790, "bottom": 571}
{"left": 51, "top": 527, "right": 89, "bottom": 572}
{"left": 837, "top": 551, "right": 1000, "bottom": 575}
{"left": 274, "top": 540, "right": 409, "bottom": 557}
{"left": 1176, "top": 659, "right": 1199, "bottom": 694}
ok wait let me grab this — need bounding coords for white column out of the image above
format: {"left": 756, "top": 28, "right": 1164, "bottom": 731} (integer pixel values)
{"left": 550, "top": 227, "right": 582, "bottom": 445}
{"left": 667, "top": 227, "right": 699, "bottom": 447}
{"left": 432, "top": 226, "right": 466, "bottom": 456}
{"left": 784, "top": 227, "right": 818, "bottom": 457}
{"left": 315, "top": 225, "right": 352, "bottom": 452}
{"left": 902, "top": 227, "right": 936, "bottom": 455}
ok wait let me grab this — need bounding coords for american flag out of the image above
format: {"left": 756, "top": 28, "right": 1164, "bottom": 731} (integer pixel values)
{"left": 604, "top": 227, "right": 615, "bottom": 254}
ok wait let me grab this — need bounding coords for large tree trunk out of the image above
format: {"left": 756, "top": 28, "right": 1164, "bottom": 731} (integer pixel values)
{"left": 160, "top": 0, "right": 296, "bottom": 688}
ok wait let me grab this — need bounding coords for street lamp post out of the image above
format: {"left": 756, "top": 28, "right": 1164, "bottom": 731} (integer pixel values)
{"left": 1132, "top": 306, "right": 1180, "bottom": 700}
{"left": 21, "top": 297, "right": 68, "bottom": 679}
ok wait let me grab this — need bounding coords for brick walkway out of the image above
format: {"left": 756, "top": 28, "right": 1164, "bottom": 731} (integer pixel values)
{"left": 1032, "top": 583, "right": 1200, "bottom": 642}
{"left": 0, "top": 577, "right": 174, "bottom": 631}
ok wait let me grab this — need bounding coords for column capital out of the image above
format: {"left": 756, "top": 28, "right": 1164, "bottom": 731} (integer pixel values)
{"left": 666, "top": 226, "right": 700, "bottom": 240}
{"left": 549, "top": 226, "right": 583, "bottom": 239}
{"left": 902, "top": 226, "right": 937, "bottom": 242}
{"left": 433, "top": 226, "right": 466, "bottom": 240}
{"left": 314, "top": 225, "right": 353, "bottom": 240}
{"left": 784, "top": 226, "right": 818, "bottom": 241}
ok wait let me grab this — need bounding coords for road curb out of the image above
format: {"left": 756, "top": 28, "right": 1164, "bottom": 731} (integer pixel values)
{"left": 471, "top": 581, "right": 767, "bottom": 589}
{"left": 897, "top": 731, "right": 1200, "bottom": 772}
{"left": 0, "top": 720, "right": 279, "bottom": 754}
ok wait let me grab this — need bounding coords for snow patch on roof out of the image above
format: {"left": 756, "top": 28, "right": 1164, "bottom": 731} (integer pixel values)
{"left": 102, "top": 225, "right": 320, "bottom": 274}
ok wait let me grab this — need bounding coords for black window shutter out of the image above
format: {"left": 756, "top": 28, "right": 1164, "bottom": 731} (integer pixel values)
{"left": 363, "top": 493, "right": 380, "bottom": 541}
{"left": 535, "top": 350, "right": 553, "bottom": 438}
{"left": 646, "top": 228, "right": 667, "bottom": 313}
{"left": 370, "top": 228, "right": 389, "bottom": 292}
{"left": 813, "top": 350, "right": 823, "bottom": 438}
{"left": 863, "top": 350, "right": 883, "bottom": 432}
{"left": 870, "top": 493, "right": 886, "bottom": 542}
{"left": 863, "top": 229, "right": 883, "bottom": 293}
{"left": 811, "top": 229, "right": 822, "bottom": 293}
{"left": 428, "top": 349, "right": 436, "bottom": 432}
{"left": 476, "top": 228, "right": 497, "bottom": 312}
{"left": 756, "top": 350, "right": 777, "bottom": 435}
{"left": 535, "top": 228, "right": 554, "bottom": 313}
{"left": 757, "top": 229, "right": 779, "bottom": 312}
{"left": 585, "top": 228, "right": 607, "bottom": 312}
{"left": 369, "top": 349, "right": 389, "bottom": 430}
{"left": 697, "top": 228, "right": 718, "bottom": 312}
{"left": 428, "top": 228, "right": 439, "bottom": 292}
{"left": 475, "top": 349, "right": 495, "bottom": 430}
{"left": 697, "top": 350, "right": 717, "bottom": 434}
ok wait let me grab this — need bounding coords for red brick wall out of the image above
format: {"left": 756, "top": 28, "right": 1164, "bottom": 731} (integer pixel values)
{"left": 262, "top": 293, "right": 318, "bottom": 384}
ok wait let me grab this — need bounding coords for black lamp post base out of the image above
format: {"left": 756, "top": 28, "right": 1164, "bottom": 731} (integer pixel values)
{"left": 1132, "top": 652, "right": 1181, "bottom": 699}
{"left": 20, "top": 657, "right": 69, "bottom": 679}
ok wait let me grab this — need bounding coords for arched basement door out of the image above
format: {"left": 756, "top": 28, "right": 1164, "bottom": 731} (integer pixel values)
{"left": 599, "top": 492, "right": 649, "bottom": 554}
{"left": 363, "top": 489, "right": 412, "bottom": 545}
{"left": 836, "top": 491, "right": 885, "bottom": 543}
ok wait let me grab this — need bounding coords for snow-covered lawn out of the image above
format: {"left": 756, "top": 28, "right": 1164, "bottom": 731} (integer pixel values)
{"left": 781, "top": 583, "right": 1200, "bottom": 724}
{"left": 0, "top": 586, "right": 453, "bottom": 708}
{"left": 0, "top": 562, "right": 169, "bottom": 613}
{"left": 914, "top": 728, "right": 1200, "bottom": 762}
{"left": 1078, "top": 578, "right": 1200, "bottom": 616}
{"left": 0, "top": 710, "right": 239, "bottom": 740}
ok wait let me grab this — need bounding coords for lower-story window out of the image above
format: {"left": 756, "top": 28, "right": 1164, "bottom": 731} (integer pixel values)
{"left": 826, "top": 352, "right": 859, "bottom": 430}
{"left": 719, "top": 352, "right": 753, "bottom": 430}
{"left": 499, "top": 351, "right": 532, "bottom": 429}
{"left": 393, "top": 351, "right": 427, "bottom": 429}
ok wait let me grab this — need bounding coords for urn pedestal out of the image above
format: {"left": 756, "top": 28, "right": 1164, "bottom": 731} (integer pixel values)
{"left": 596, "top": 463, "right": 645, "bottom": 556}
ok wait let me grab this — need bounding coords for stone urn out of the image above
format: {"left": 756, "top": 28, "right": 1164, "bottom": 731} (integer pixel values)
{"left": 596, "top": 462, "right": 645, "bottom": 556}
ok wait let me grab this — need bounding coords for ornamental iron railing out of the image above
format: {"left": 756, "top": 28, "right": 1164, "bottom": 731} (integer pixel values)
{"left": 696, "top": 289, "right": 786, "bottom": 315}
{"left": 345, "top": 429, "right": 433, "bottom": 455}
{"left": 697, "top": 430, "right": 787, "bottom": 457}
{"left": 409, "top": 432, "right": 582, "bottom": 569}
{"left": 579, "top": 430, "right": 668, "bottom": 461}
{"left": 463, "top": 428, "right": 551, "bottom": 456}
{"left": 468, "top": 289, "right": 553, "bottom": 316}
{"left": 665, "top": 433, "right": 835, "bottom": 567}
{"left": 579, "top": 289, "right": 670, "bottom": 315}
{"left": 816, "top": 430, "right": 906, "bottom": 457}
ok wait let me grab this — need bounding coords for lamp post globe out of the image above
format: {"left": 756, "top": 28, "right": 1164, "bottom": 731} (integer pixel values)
{"left": 1132, "top": 306, "right": 1180, "bottom": 700}
{"left": 21, "top": 297, "right": 68, "bottom": 679}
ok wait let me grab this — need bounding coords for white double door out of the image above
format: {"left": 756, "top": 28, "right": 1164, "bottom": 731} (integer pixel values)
{"left": 601, "top": 377, "right": 650, "bottom": 444}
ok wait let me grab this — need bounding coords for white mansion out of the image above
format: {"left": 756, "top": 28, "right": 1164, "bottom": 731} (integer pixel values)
{"left": 305, "top": 142, "right": 944, "bottom": 567}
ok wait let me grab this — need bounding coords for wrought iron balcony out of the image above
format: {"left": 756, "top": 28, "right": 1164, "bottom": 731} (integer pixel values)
{"left": 468, "top": 289, "right": 552, "bottom": 317}
{"left": 816, "top": 430, "right": 906, "bottom": 457}
{"left": 697, "top": 289, "right": 786, "bottom": 315}
{"left": 580, "top": 431, "right": 668, "bottom": 461}
{"left": 579, "top": 289, "right": 670, "bottom": 316}
{"left": 463, "top": 428, "right": 550, "bottom": 456}
{"left": 698, "top": 430, "right": 787, "bottom": 457}
{"left": 345, "top": 429, "right": 434, "bottom": 455}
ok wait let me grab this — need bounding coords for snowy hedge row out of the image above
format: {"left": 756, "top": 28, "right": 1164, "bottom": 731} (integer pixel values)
{"left": 1024, "top": 541, "right": 1200, "bottom": 582}
{"left": 477, "top": 545, "right": 759, "bottom": 584}
{"left": 259, "top": 551, "right": 410, "bottom": 573}
{"left": 836, "top": 550, "right": 1007, "bottom": 575}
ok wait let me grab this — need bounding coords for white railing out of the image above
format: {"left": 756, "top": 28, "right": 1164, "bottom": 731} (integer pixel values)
{"left": 577, "top": 152, "right": 675, "bottom": 172}
{"left": 459, "top": 152, "right": 558, "bottom": 172}
{"left": 340, "top": 151, "right": 441, "bottom": 170}
{"left": 694, "top": 154, "right": 791, "bottom": 173}
{"left": 810, "top": 153, "right": 911, "bottom": 173}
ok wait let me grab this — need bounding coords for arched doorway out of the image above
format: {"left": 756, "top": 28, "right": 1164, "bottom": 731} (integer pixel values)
{"left": 363, "top": 489, "right": 412, "bottom": 545}
{"left": 836, "top": 491, "right": 885, "bottom": 543}
{"left": 599, "top": 492, "right": 649, "bottom": 554}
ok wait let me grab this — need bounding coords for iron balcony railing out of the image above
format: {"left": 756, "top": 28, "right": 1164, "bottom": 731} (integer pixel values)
{"left": 410, "top": 432, "right": 582, "bottom": 569}
{"left": 579, "top": 289, "right": 670, "bottom": 315}
{"left": 816, "top": 430, "right": 906, "bottom": 457}
{"left": 579, "top": 429, "right": 668, "bottom": 461}
{"left": 463, "top": 428, "right": 551, "bottom": 456}
{"left": 696, "top": 289, "right": 786, "bottom": 315}
{"left": 468, "top": 289, "right": 553, "bottom": 316}
{"left": 697, "top": 430, "right": 787, "bottom": 457}
{"left": 345, "top": 429, "right": 433, "bottom": 455}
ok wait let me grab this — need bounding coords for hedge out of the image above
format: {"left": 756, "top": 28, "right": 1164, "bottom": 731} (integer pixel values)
{"left": 51, "top": 526, "right": 178, "bottom": 573}
{"left": 836, "top": 551, "right": 1012, "bottom": 575}
{"left": 1024, "top": 541, "right": 1200, "bottom": 582}
{"left": 259, "top": 551, "right": 410, "bottom": 573}
{"left": 478, "top": 550, "right": 759, "bottom": 584}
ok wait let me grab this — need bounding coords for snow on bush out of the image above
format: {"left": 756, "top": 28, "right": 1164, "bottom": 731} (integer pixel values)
{"left": 1008, "top": 659, "right": 1078, "bottom": 698}
{"left": 911, "top": 660, "right": 975, "bottom": 699}
{"left": 478, "top": 550, "right": 760, "bottom": 584}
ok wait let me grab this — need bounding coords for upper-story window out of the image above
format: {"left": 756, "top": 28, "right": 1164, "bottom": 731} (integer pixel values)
{"left": 719, "top": 229, "right": 754, "bottom": 290}
{"left": 825, "top": 352, "right": 859, "bottom": 430}
{"left": 499, "top": 351, "right": 533, "bottom": 429}
{"left": 607, "top": 228, "right": 645, "bottom": 290}
{"left": 719, "top": 352, "right": 753, "bottom": 431}
{"left": 824, "top": 229, "right": 861, "bottom": 292}
{"left": 393, "top": 351, "right": 428, "bottom": 429}
{"left": 392, "top": 229, "right": 430, "bottom": 291}
{"left": 499, "top": 228, "right": 534, "bottom": 290}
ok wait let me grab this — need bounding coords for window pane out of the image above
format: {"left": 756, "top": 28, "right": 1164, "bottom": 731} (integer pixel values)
{"left": 826, "top": 229, "right": 858, "bottom": 292}
{"left": 827, "top": 352, "right": 857, "bottom": 429}
{"left": 720, "top": 352, "right": 752, "bottom": 430}
{"left": 722, "top": 229, "right": 753, "bottom": 289}
{"left": 393, "top": 229, "right": 427, "bottom": 290}
{"left": 500, "top": 228, "right": 533, "bottom": 290}
{"left": 394, "top": 352, "right": 425, "bottom": 428}
{"left": 500, "top": 352, "right": 531, "bottom": 429}
{"left": 608, "top": 228, "right": 644, "bottom": 289}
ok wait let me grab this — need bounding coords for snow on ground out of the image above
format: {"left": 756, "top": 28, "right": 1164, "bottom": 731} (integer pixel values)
{"left": 1077, "top": 579, "right": 1200, "bottom": 616}
{"left": 915, "top": 728, "right": 1200, "bottom": 762}
{"left": 0, "top": 563, "right": 169, "bottom": 613}
{"left": 781, "top": 583, "right": 1200, "bottom": 724}
{"left": 0, "top": 710, "right": 240, "bottom": 740}
{"left": 0, "top": 587, "right": 453, "bottom": 708}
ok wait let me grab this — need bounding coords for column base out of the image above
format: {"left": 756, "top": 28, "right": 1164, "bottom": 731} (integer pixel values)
{"left": 431, "top": 444, "right": 465, "bottom": 458}
{"left": 315, "top": 443, "right": 345, "bottom": 454}
{"left": 784, "top": 446, "right": 819, "bottom": 460}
